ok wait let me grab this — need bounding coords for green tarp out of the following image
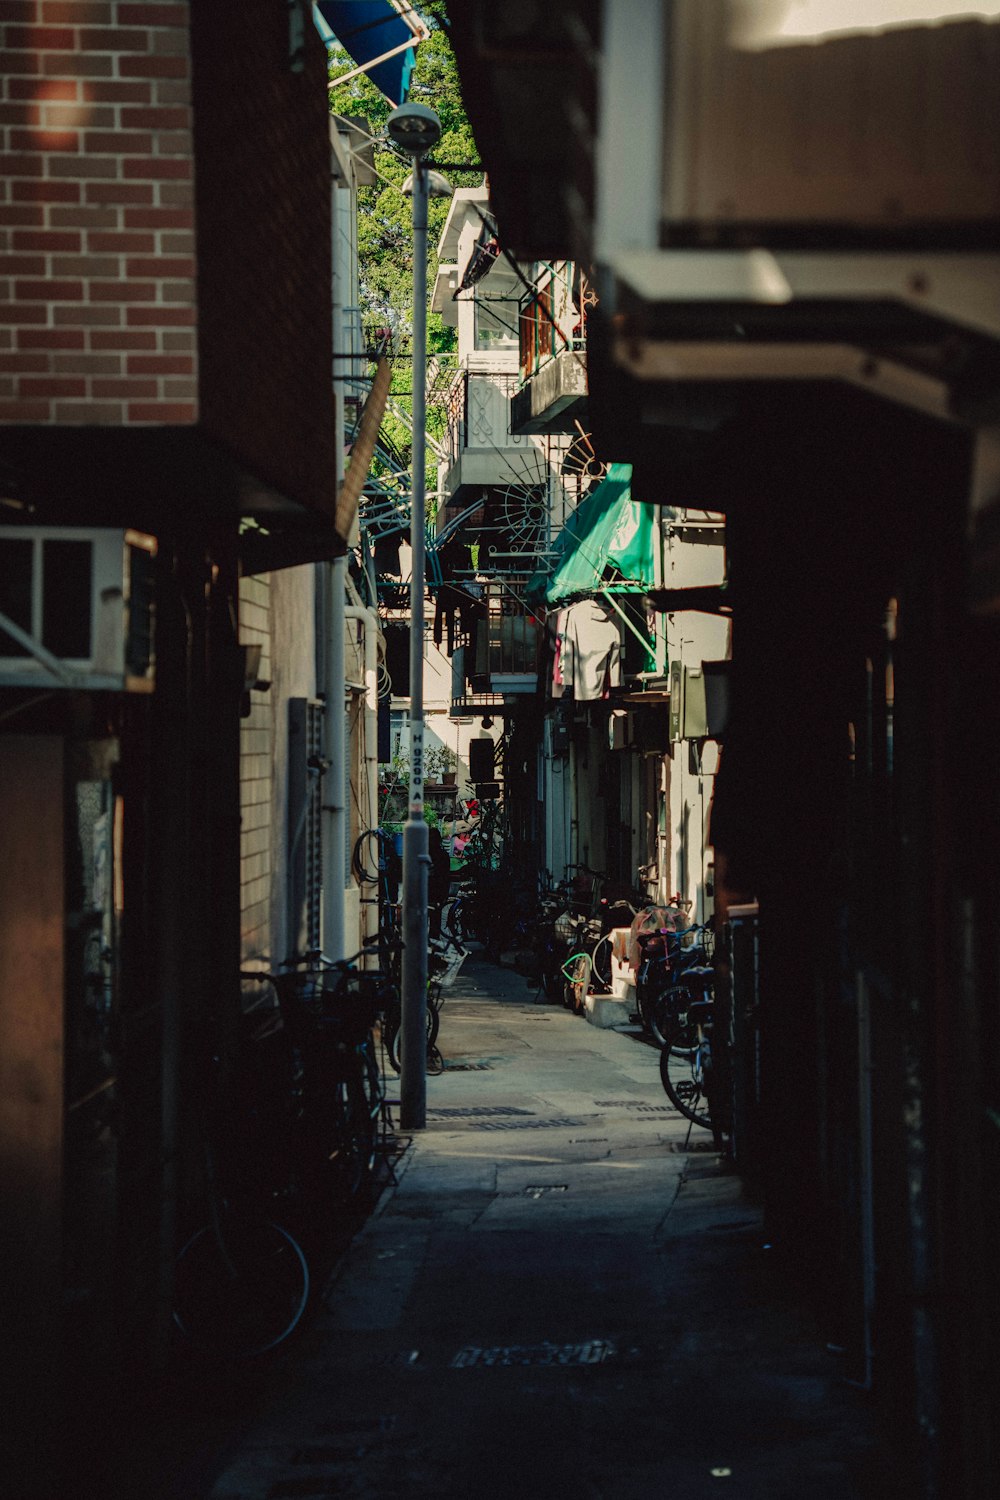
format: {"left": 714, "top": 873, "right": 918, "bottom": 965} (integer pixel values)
{"left": 526, "top": 464, "right": 657, "bottom": 606}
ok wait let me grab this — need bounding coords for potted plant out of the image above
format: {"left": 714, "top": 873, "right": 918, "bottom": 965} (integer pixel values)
{"left": 426, "top": 745, "right": 458, "bottom": 785}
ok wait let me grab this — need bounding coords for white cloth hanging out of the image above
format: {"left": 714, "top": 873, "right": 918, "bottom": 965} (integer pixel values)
{"left": 560, "top": 598, "right": 622, "bottom": 701}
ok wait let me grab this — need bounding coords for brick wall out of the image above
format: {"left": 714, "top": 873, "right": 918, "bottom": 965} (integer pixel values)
{"left": 238, "top": 569, "right": 272, "bottom": 960}
{"left": 0, "top": 1, "right": 198, "bottom": 426}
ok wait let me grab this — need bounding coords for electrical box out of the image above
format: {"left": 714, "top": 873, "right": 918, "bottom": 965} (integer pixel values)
{"left": 682, "top": 666, "right": 708, "bottom": 738}
{"left": 468, "top": 736, "right": 495, "bottom": 783}
{"left": 0, "top": 527, "right": 156, "bottom": 692}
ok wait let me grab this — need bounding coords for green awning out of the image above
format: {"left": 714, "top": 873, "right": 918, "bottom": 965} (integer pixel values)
{"left": 527, "top": 464, "right": 657, "bottom": 606}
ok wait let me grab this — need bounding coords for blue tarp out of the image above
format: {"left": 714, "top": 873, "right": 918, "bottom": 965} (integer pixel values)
{"left": 315, "top": 1, "right": 419, "bottom": 106}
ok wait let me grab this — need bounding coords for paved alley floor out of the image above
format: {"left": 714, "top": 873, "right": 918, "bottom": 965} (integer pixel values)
{"left": 190, "top": 954, "right": 875, "bottom": 1500}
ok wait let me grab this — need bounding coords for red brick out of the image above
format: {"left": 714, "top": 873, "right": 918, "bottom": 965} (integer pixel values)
{"left": 0, "top": 204, "right": 44, "bottom": 225}
{"left": 49, "top": 154, "right": 118, "bottom": 177}
{"left": 84, "top": 181, "right": 153, "bottom": 204}
{"left": 13, "top": 179, "right": 80, "bottom": 202}
{"left": 162, "top": 375, "right": 195, "bottom": 398}
{"left": 156, "top": 181, "right": 192, "bottom": 206}
{"left": 0, "top": 401, "right": 51, "bottom": 419}
{"left": 122, "top": 206, "right": 191, "bottom": 229}
{"left": 5, "top": 26, "right": 74, "bottom": 48}
{"left": 119, "top": 4, "right": 187, "bottom": 24}
{"left": 0, "top": 303, "right": 48, "bottom": 323}
{"left": 54, "top": 303, "right": 120, "bottom": 324}
{"left": 92, "top": 376, "right": 155, "bottom": 397}
{"left": 79, "top": 27, "right": 149, "bottom": 51}
{"left": 89, "top": 328, "right": 155, "bottom": 349}
{"left": 12, "top": 127, "right": 77, "bottom": 155}
{"left": 13, "top": 229, "right": 81, "bottom": 250}
{"left": 0, "top": 50, "right": 41, "bottom": 76}
{"left": 19, "top": 327, "right": 85, "bottom": 348}
{"left": 0, "top": 103, "right": 41, "bottom": 125}
{"left": 53, "top": 351, "right": 119, "bottom": 374}
{"left": 42, "top": 4, "right": 115, "bottom": 21}
{"left": 2, "top": 353, "right": 50, "bottom": 371}
{"left": 8, "top": 77, "right": 75, "bottom": 100}
{"left": 126, "top": 352, "right": 191, "bottom": 375}
{"left": 88, "top": 278, "right": 155, "bottom": 301}
{"left": 120, "top": 105, "right": 190, "bottom": 130}
{"left": 88, "top": 80, "right": 151, "bottom": 103}
{"left": 122, "top": 156, "right": 191, "bottom": 180}
{"left": 160, "top": 231, "right": 193, "bottom": 254}
{"left": 43, "top": 53, "right": 114, "bottom": 77}
{"left": 88, "top": 230, "right": 153, "bottom": 252}
{"left": 50, "top": 205, "right": 117, "bottom": 227}
{"left": 119, "top": 54, "right": 187, "bottom": 79}
{"left": 127, "top": 400, "right": 195, "bottom": 422}
{"left": 154, "top": 130, "right": 192, "bottom": 155}
{"left": 0, "top": 4, "right": 38, "bottom": 19}
{"left": 0, "top": 152, "right": 44, "bottom": 176}
{"left": 85, "top": 130, "right": 153, "bottom": 154}
{"left": 53, "top": 399, "right": 123, "bottom": 421}
{"left": 0, "top": 253, "right": 44, "bottom": 273}
{"left": 126, "top": 305, "right": 194, "bottom": 325}
{"left": 15, "top": 277, "right": 83, "bottom": 299}
{"left": 20, "top": 376, "right": 86, "bottom": 397}
{"left": 45, "top": 104, "right": 115, "bottom": 129}
{"left": 52, "top": 253, "right": 120, "bottom": 275}
{"left": 150, "top": 28, "right": 186, "bottom": 56}
{"left": 125, "top": 255, "right": 193, "bottom": 278}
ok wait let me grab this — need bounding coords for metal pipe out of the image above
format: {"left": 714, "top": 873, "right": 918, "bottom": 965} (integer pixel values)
{"left": 346, "top": 604, "right": 379, "bottom": 954}
{"left": 323, "top": 555, "right": 347, "bottom": 962}
{"left": 400, "top": 153, "right": 430, "bottom": 1131}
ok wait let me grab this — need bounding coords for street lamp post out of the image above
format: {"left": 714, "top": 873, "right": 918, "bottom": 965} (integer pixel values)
{"left": 386, "top": 103, "right": 451, "bottom": 1131}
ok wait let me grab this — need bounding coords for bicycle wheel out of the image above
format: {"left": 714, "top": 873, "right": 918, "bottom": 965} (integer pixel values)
{"left": 649, "top": 983, "right": 696, "bottom": 1049}
{"left": 385, "top": 1002, "right": 439, "bottom": 1074}
{"left": 659, "top": 1018, "right": 713, "bottom": 1129}
{"left": 326, "top": 1075, "right": 367, "bottom": 1198}
{"left": 173, "top": 1215, "right": 310, "bottom": 1360}
{"left": 562, "top": 952, "right": 591, "bottom": 1014}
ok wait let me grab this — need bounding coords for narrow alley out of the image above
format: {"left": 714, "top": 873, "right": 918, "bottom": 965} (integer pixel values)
{"left": 146, "top": 955, "right": 873, "bottom": 1500}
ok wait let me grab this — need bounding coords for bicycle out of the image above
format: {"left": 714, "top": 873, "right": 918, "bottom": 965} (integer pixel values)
{"left": 172, "top": 990, "right": 312, "bottom": 1361}
{"left": 376, "top": 926, "right": 444, "bottom": 1075}
{"left": 658, "top": 994, "right": 724, "bottom": 1148}
{"left": 265, "top": 948, "right": 389, "bottom": 1203}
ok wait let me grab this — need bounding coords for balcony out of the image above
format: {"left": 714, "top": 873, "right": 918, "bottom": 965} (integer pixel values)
{"left": 437, "top": 368, "right": 547, "bottom": 510}
{"left": 450, "top": 583, "right": 539, "bottom": 714}
{"left": 511, "top": 347, "right": 588, "bottom": 435}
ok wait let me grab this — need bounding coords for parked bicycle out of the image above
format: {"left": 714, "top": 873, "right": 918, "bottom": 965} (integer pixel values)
{"left": 658, "top": 990, "right": 723, "bottom": 1149}
{"left": 173, "top": 945, "right": 391, "bottom": 1361}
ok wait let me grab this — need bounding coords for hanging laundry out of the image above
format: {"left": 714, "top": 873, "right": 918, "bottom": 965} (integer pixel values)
{"left": 560, "top": 598, "right": 622, "bottom": 701}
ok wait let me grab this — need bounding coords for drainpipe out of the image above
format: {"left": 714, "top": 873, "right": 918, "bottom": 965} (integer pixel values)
{"left": 345, "top": 603, "right": 379, "bottom": 953}
{"left": 323, "top": 557, "right": 347, "bottom": 962}
{"left": 323, "top": 159, "right": 350, "bottom": 962}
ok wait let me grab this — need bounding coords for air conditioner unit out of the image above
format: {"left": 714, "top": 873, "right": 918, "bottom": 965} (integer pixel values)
{"left": 0, "top": 527, "right": 156, "bottom": 692}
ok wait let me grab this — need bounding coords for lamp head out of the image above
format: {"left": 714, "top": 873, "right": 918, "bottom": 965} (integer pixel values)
{"left": 386, "top": 102, "right": 442, "bottom": 157}
{"left": 401, "top": 168, "right": 454, "bottom": 199}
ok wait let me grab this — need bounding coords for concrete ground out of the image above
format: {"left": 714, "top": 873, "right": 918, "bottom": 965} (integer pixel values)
{"left": 180, "top": 953, "right": 876, "bottom": 1500}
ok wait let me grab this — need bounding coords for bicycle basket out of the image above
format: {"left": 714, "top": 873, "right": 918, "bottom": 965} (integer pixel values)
{"left": 319, "top": 969, "right": 386, "bottom": 1042}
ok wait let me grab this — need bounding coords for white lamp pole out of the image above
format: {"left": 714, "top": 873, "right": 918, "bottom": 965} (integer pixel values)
{"left": 386, "top": 104, "right": 451, "bottom": 1131}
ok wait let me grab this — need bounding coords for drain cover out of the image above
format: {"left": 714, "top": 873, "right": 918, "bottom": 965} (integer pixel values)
{"left": 442, "top": 1061, "right": 493, "bottom": 1071}
{"left": 451, "top": 1339, "right": 616, "bottom": 1369}
{"left": 428, "top": 1106, "right": 534, "bottom": 1118}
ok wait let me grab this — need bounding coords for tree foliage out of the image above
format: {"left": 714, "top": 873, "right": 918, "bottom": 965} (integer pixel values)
{"left": 326, "top": 5, "right": 481, "bottom": 486}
